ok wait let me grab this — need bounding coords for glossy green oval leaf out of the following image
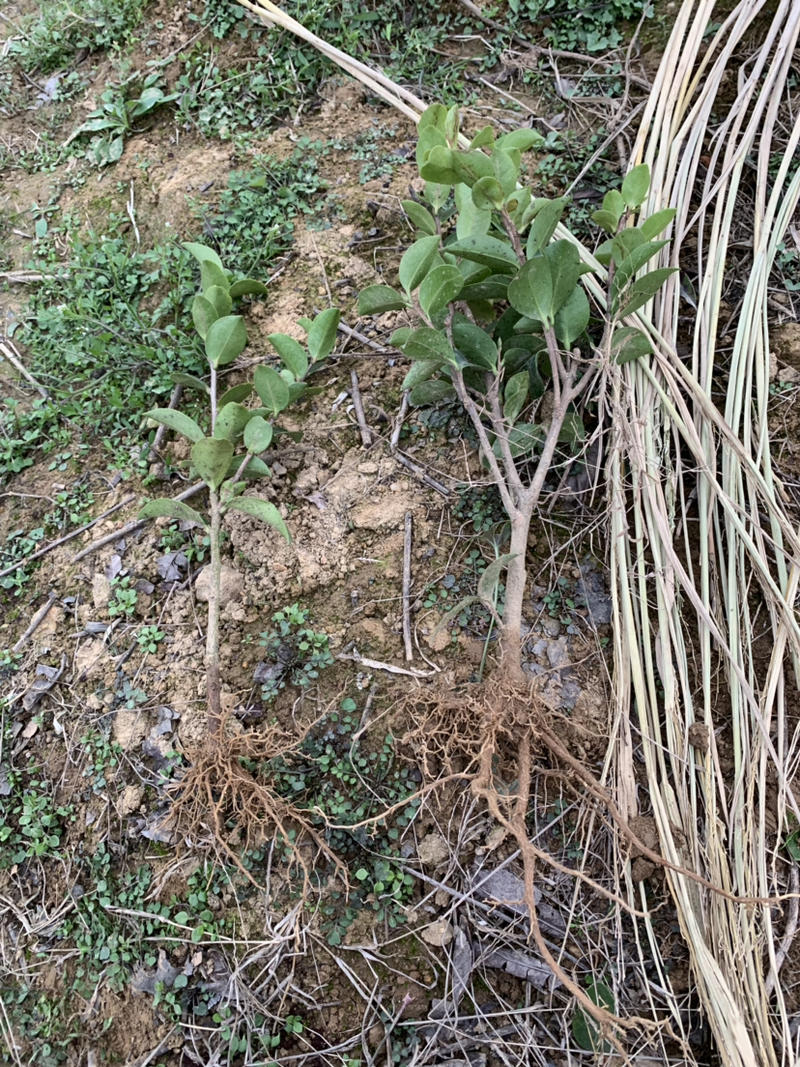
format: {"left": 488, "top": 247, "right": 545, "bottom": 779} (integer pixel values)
{"left": 205, "top": 284, "right": 232, "bottom": 318}
{"left": 404, "top": 327, "right": 457, "bottom": 364}
{"left": 546, "top": 240, "right": 589, "bottom": 316}
{"left": 611, "top": 239, "right": 670, "bottom": 297}
{"left": 138, "top": 498, "right": 207, "bottom": 528}
{"left": 200, "top": 259, "right": 229, "bottom": 293}
{"left": 191, "top": 437, "right": 234, "bottom": 490}
{"left": 146, "top": 408, "right": 204, "bottom": 443}
{"left": 409, "top": 379, "right": 454, "bottom": 406}
{"left": 452, "top": 318, "right": 498, "bottom": 371}
{"left": 446, "top": 234, "right": 520, "bottom": 274}
{"left": 357, "top": 284, "right": 409, "bottom": 315}
{"left": 401, "top": 199, "right": 437, "bottom": 236}
{"left": 268, "top": 333, "right": 309, "bottom": 379}
{"left": 616, "top": 267, "right": 677, "bottom": 317}
{"left": 554, "top": 286, "right": 590, "bottom": 346}
{"left": 229, "top": 278, "right": 268, "bottom": 298}
{"left": 226, "top": 498, "right": 289, "bottom": 542}
{"left": 419, "top": 265, "right": 464, "bottom": 319}
{"left": 495, "top": 128, "right": 543, "bottom": 152}
{"left": 611, "top": 326, "right": 653, "bottom": 364}
{"left": 171, "top": 372, "right": 209, "bottom": 394}
{"left": 390, "top": 326, "right": 413, "bottom": 348}
{"left": 508, "top": 257, "right": 553, "bottom": 323}
{"left": 402, "top": 360, "right": 440, "bottom": 391}
{"left": 191, "top": 294, "right": 218, "bottom": 340}
{"left": 470, "top": 175, "right": 504, "bottom": 211}
{"left": 639, "top": 207, "right": 676, "bottom": 240}
{"left": 527, "top": 197, "right": 568, "bottom": 256}
{"left": 205, "top": 315, "right": 247, "bottom": 368}
{"left": 591, "top": 209, "right": 620, "bottom": 235}
{"left": 621, "top": 164, "right": 650, "bottom": 210}
{"left": 306, "top": 307, "right": 340, "bottom": 362}
{"left": 491, "top": 147, "right": 519, "bottom": 195}
{"left": 253, "top": 364, "right": 291, "bottom": 413}
{"left": 243, "top": 414, "right": 273, "bottom": 453}
{"left": 503, "top": 369, "right": 529, "bottom": 424}
{"left": 218, "top": 382, "right": 252, "bottom": 406}
{"left": 182, "top": 242, "right": 225, "bottom": 271}
{"left": 419, "top": 144, "right": 460, "bottom": 185}
{"left": 399, "top": 235, "right": 441, "bottom": 294}
{"left": 214, "top": 402, "right": 250, "bottom": 442}
{"left": 455, "top": 182, "right": 491, "bottom": 240}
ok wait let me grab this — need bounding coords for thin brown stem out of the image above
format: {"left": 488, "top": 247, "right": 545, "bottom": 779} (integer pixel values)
{"left": 206, "top": 489, "right": 223, "bottom": 745}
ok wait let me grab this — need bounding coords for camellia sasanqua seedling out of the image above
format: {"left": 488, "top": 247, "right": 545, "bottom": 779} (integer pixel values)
{"left": 357, "top": 103, "right": 676, "bottom": 680}
{"left": 140, "top": 241, "right": 340, "bottom": 744}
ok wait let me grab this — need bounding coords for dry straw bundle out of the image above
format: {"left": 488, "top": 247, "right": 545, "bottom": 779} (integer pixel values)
{"left": 238, "top": 0, "right": 800, "bottom": 1060}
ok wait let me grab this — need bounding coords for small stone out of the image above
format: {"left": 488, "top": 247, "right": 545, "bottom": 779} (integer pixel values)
{"left": 118, "top": 784, "right": 144, "bottom": 816}
{"left": 417, "top": 832, "right": 449, "bottom": 867}
{"left": 92, "top": 573, "right": 111, "bottom": 610}
{"left": 420, "top": 919, "right": 454, "bottom": 947}
{"left": 358, "top": 461, "right": 379, "bottom": 475}
{"left": 195, "top": 565, "right": 243, "bottom": 606}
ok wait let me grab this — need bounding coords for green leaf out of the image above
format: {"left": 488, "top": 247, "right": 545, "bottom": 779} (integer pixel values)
{"left": 419, "top": 145, "right": 460, "bottom": 185}
{"left": 409, "top": 379, "right": 454, "bottom": 405}
{"left": 138, "top": 499, "right": 207, "bottom": 527}
{"left": 402, "top": 360, "right": 440, "bottom": 391}
{"left": 639, "top": 207, "right": 676, "bottom": 240}
{"left": 390, "top": 327, "right": 413, "bottom": 348}
{"left": 611, "top": 326, "right": 653, "bottom": 363}
{"left": 446, "top": 234, "right": 520, "bottom": 274}
{"left": 182, "top": 242, "right": 225, "bottom": 271}
{"left": 237, "top": 456, "right": 271, "bottom": 479}
{"left": 452, "top": 149, "right": 495, "bottom": 187}
{"left": 357, "top": 284, "right": 409, "bottom": 315}
{"left": 226, "top": 498, "right": 290, "bottom": 542}
{"left": 455, "top": 182, "right": 491, "bottom": 239}
{"left": 205, "top": 315, "right": 247, "bottom": 368}
{"left": 403, "top": 327, "right": 456, "bottom": 364}
{"left": 191, "top": 294, "right": 218, "bottom": 340}
{"left": 401, "top": 199, "right": 437, "bottom": 235}
{"left": 470, "top": 175, "right": 504, "bottom": 211}
{"left": 214, "top": 402, "right": 250, "bottom": 442}
{"left": 229, "top": 278, "right": 268, "bottom": 298}
{"left": 452, "top": 318, "right": 498, "bottom": 371}
{"left": 508, "top": 257, "right": 553, "bottom": 323}
{"left": 243, "top": 415, "right": 273, "bottom": 453}
{"left": 572, "top": 979, "right": 615, "bottom": 1053}
{"left": 200, "top": 259, "right": 230, "bottom": 293}
{"left": 527, "top": 197, "right": 567, "bottom": 256}
{"left": 418, "top": 265, "right": 464, "bottom": 319}
{"left": 554, "top": 286, "right": 590, "bottom": 346}
{"left": 498, "top": 422, "right": 543, "bottom": 458}
{"left": 546, "top": 240, "right": 589, "bottom": 316}
{"left": 469, "top": 125, "right": 495, "bottom": 149}
{"left": 621, "top": 164, "right": 650, "bottom": 210}
{"left": 459, "top": 274, "right": 509, "bottom": 302}
{"left": 495, "top": 128, "right": 543, "bottom": 152}
{"left": 306, "top": 307, "right": 340, "bottom": 362}
{"left": 558, "top": 411, "right": 585, "bottom": 444}
{"left": 478, "top": 553, "right": 516, "bottom": 603}
{"left": 268, "top": 333, "right": 309, "bottom": 379}
{"left": 491, "top": 147, "right": 519, "bottom": 194}
{"left": 146, "top": 408, "right": 204, "bottom": 443}
{"left": 503, "top": 370, "right": 528, "bottom": 423}
{"left": 171, "top": 372, "right": 209, "bottom": 394}
{"left": 191, "top": 437, "right": 234, "bottom": 490}
{"left": 616, "top": 267, "right": 677, "bottom": 317}
{"left": 591, "top": 209, "right": 620, "bottom": 235}
{"left": 399, "top": 235, "right": 441, "bottom": 294}
{"left": 254, "top": 365, "right": 291, "bottom": 413}
{"left": 218, "top": 382, "right": 252, "bottom": 406}
{"left": 205, "top": 284, "right": 233, "bottom": 318}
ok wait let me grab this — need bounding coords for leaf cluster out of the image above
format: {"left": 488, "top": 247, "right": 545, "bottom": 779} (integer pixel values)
{"left": 141, "top": 243, "right": 339, "bottom": 538}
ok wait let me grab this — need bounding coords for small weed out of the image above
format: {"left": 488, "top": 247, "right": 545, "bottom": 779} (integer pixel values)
{"left": 0, "top": 772, "right": 73, "bottom": 866}
{"left": 259, "top": 604, "right": 334, "bottom": 701}
{"left": 542, "top": 576, "right": 584, "bottom": 628}
{"left": 80, "top": 730, "right": 123, "bottom": 795}
{"left": 8, "top": 0, "right": 147, "bottom": 75}
{"left": 73, "top": 75, "right": 176, "bottom": 166}
{"left": 136, "top": 625, "right": 165, "bottom": 653}
{"left": 108, "top": 575, "right": 138, "bottom": 618}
